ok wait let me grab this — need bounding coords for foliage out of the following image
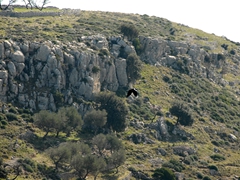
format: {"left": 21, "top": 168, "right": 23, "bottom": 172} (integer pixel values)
{"left": 169, "top": 101, "right": 194, "bottom": 126}
{"left": 71, "top": 154, "right": 106, "bottom": 180}
{"left": 126, "top": 53, "right": 142, "bottom": 83}
{"left": 152, "top": 167, "right": 176, "bottom": 180}
{"left": 162, "top": 159, "right": 185, "bottom": 172}
{"left": 208, "top": 165, "right": 218, "bottom": 171}
{"left": 6, "top": 113, "right": 18, "bottom": 121}
{"left": 34, "top": 110, "right": 57, "bottom": 138}
{"left": 92, "top": 66, "right": 100, "bottom": 74}
{"left": 84, "top": 109, "right": 107, "bottom": 133}
{"left": 107, "top": 149, "right": 126, "bottom": 173}
{"left": 53, "top": 90, "right": 64, "bottom": 107}
{"left": 34, "top": 106, "right": 83, "bottom": 138}
{"left": 92, "top": 133, "right": 107, "bottom": 156}
{"left": 0, "top": 157, "right": 7, "bottom": 178}
{"left": 8, "top": 107, "right": 18, "bottom": 114}
{"left": 98, "top": 48, "right": 109, "bottom": 57}
{"left": 106, "top": 134, "right": 124, "bottom": 153}
{"left": 132, "top": 38, "right": 142, "bottom": 55}
{"left": 57, "top": 106, "right": 83, "bottom": 136}
{"left": 120, "top": 24, "right": 139, "bottom": 40}
{"left": 46, "top": 142, "right": 71, "bottom": 170}
{"left": 94, "top": 92, "right": 128, "bottom": 132}
{"left": 210, "top": 154, "right": 225, "bottom": 161}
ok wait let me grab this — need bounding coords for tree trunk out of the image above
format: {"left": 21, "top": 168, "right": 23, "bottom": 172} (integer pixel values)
{"left": 56, "top": 130, "right": 60, "bottom": 137}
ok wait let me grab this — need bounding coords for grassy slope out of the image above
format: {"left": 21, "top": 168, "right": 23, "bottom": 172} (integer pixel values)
{"left": 0, "top": 8, "right": 240, "bottom": 179}
{"left": 122, "top": 64, "right": 240, "bottom": 179}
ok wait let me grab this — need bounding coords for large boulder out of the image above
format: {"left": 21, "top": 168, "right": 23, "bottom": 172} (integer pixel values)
{"left": 11, "top": 50, "right": 25, "bottom": 63}
{"left": 7, "top": 61, "right": 17, "bottom": 77}
{"left": 35, "top": 44, "right": 51, "bottom": 62}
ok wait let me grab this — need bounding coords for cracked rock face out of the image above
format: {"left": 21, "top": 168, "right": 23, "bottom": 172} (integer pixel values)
{"left": 1, "top": 34, "right": 234, "bottom": 112}
{"left": 0, "top": 35, "right": 131, "bottom": 111}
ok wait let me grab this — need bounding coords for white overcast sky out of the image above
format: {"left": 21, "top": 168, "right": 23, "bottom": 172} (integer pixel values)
{"left": 3, "top": 0, "right": 240, "bottom": 43}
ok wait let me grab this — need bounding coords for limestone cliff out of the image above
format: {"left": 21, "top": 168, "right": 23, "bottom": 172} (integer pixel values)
{"left": 0, "top": 35, "right": 133, "bottom": 111}
{"left": 0, "top": 34, "right": 239, "bottom": 111}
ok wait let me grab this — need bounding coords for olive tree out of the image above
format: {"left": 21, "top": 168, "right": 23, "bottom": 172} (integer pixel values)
{"left": 58, "top": 106, "right": 83, "bottom": 136}
{"left": 84, "top": 109, "right": 107, "bottom": 134}
{"left": 108, "top": 149, "right": 126, "bottom": 173}
{"left": 46, "top": 143, "right": 71, "bottom": 171}
{"left": 71, "top": 154, "right": 106, "bottom": 180}
{"left": 34, "top": 110, "right": 58, "bottom": 139}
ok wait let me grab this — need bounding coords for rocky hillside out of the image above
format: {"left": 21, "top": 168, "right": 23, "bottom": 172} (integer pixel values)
{"left": 0, "top": 8, "right": 240, "bottom": 180}
{"left": 1, "top": 34, "right": 240, "bottom": 112}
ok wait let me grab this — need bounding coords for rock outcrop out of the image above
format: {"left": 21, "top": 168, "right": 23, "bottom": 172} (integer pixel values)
{"left": 0, "top": 35, "right": 134, "bottom": 111}
{"left": 1, "top": 34, "right": 239, "bottom": 112}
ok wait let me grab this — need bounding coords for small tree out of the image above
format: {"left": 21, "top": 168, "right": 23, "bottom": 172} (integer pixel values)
{"left": 108, "top": 149, "right": 126, "bottom": 173}
{"left": 106, "top": 134, "right": 123, "bottom": 154}
{"left": 46, "top": 143, "right": 71, "bottom": 171}
{"left": 71, "top": 154, "right": 106, "bottom": 180}
{"left": 92, "top": 133, "right": 107, "bottom": 156}
{"left": 94, "top": 92, "right": 128, "bottom": 132}
{"left": 66, "top": 142, "right": 91, "bottom": 160}
{"left": 152, "top": 167, "right": 176, "bottom": 180}
{"left": 34, "top": 110, "right": 57, "bottom": 139}
{"left": 55, "top": 106, "right": 83, "bottom": 137}
{"left": 84, "top": 109, "right": 107, "bottom": 134}
{"left": 169, "top": 101, "right": 194, "bottom": 126}
{"left": 23, "top": 0, "right": 50, "bottom": 11}
{"left": 0, "top": 0, "right": 17, "bottom": 10}
{"left": 126, "top": 53, "right": 142, "bottom": 84}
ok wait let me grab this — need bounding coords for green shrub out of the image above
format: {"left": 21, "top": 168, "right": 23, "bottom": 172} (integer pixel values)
{"left": 6, "top": 113, "right": 18, "bottom": 121}
{"left": 120, "top": 24, "right": 139, "bottom": 40}
{"left": 132, "top": 38, "right": 142, "bottom": 54}
{"left": 208, "top": 165, "right": 218, "bottom": 171}
{"left": 1, "top": 120, "right": 8, "bottom": 125}
{"left": 8, "top": 107, "right": 18, "bottom": 114}
{"left": 24, "top": 164, "right": 34, "bottom": 173}
{"left": 1, "top": 125, "right": 6, "bottom": 129}
{"left": 92, "top": 66, "right": 100, "bottom": 74}
{"left": 98, "top": 48, "right": 109, "bottom": 57}
{"left": 162, "top": 159, "right": 185, "bottom": 172}
{"left": 53, "top": 90, "right": 64, "bottom": 107}
{"left": 126, "top": 53, "right": 142, "bottom": 83}
{"left": 169, "top": 101, "right": 194, "bottom": 126}
{"left": 152, "top": 167, "right": 176, "bottom": 180}
{"left": 196, "top": 172, "right": 203, "bottom": 179}
{"left": 210, "top": 154, "right": 225, "bottom": 161}
{"left": 203, "top": 176, "right": 211, "bottom": 180}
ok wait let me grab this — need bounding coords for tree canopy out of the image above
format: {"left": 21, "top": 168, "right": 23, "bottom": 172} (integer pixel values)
{"left": 169, "top": 101, "right": 194, "bottom": 126}
{"left": 94, "top": 92, "right": 128, "bottom": 132}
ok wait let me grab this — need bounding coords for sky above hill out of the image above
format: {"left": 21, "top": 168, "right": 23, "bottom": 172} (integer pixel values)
{"left": 2, "top": 0, "right": 239, "bottom": 43}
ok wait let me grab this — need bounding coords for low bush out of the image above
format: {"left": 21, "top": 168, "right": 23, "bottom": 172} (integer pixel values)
{"left": 8, "top": 107, "right": 18, "bottom": 114}
{"left": 210, "top": 154, "right": 225, "bottom": 161}
{"left": 6, "top": 113, "right": 18, "bottom": 121}
{"left": 208, "top": 165, "right": 218, "bottom": 171}
{"left": 152, "top": 167, "right": 176, "bottom": 180}
{"left": 162, "top": 159, "right": 185, "bottom": 172}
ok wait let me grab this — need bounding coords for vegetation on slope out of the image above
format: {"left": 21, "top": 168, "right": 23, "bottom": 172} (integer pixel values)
{"left": 0, "top": 6, "right": 240, "bottom": 180}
